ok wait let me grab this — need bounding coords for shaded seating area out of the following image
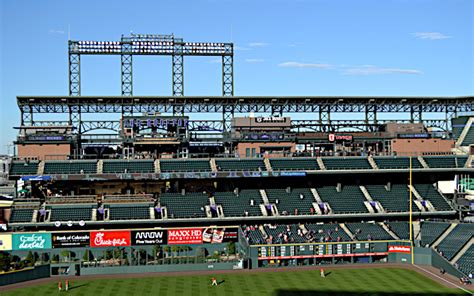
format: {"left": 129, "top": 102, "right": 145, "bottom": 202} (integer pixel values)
{"left": 107, "top": 204, "right": 151, "bottom": 220}
{"left": 9, "top": 208, "right": 35, "bottom": 223}
{"left": 423, "top": 156, "right": 467, "bottom": 168}
{"left": 160, "top": 159, "right": 211, "bottom": 172}
{"left": 437, "top": 223, "right": 473, "bottom": 261}
{"left": 215, "top": 159, "right": 266, "bottom": 171}
{"left": 322, "top": 157, "right": 372, "bottom": 170}
{"left": 160, "top": 192, "right": 209, "bottom": 218}
{"left": 316, "top": 185, "right": 368, "bottom": 214}
{"left": 373, "top": 157, "right": 422, "bottom": 169}
{"left": 419, "top": 222, "right": 451, "bottom": 247}
{"left": 214, "top": 190, "right": 263, "bottom": 217}
{"left": 9, "top": 161, "right": 39, "bottom": 176}
{"left": 414, "top": 184, "right": 452, "bottom": 211}
{"left": 44, "top": 160, "right": 97, "bottom": 174}
{"left": 103, "top": 160, "right": 155, "bottom": 173}
{"left": 49, "top": 205, "right": 94, "bottom": 221}
{"left": 456, "top": 245, "right": 474, "bottom": 276}
{"left": 269, "top": 158, "right": 319, "bottom": 171}
{"left": 266, "top": 188, "right": 315, "bottom": 215}
{"left": 365, "top": 184, "right": 412, "bottom": 212}
{"left": 346, "top": 222, "right": 392, "bottom": 241}
{"left": 386, "top": 221, "right": 410, "bottom": 239}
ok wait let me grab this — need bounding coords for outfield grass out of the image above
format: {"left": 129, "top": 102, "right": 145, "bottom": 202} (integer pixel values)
{"left": 2, "top": 267, "right": 468, "bottom": 296}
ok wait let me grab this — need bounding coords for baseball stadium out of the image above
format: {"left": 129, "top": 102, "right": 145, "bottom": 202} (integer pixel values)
{"left": 1, "top": 1, "right": 473, "bottom": 295}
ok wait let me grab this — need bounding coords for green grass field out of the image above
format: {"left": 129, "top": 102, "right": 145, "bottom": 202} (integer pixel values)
{"left": 2, "top": 267, "right": 469, "bottom": 296}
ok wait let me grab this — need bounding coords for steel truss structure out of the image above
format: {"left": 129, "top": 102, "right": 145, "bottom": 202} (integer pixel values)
{"left": 68, "top": 33, "right": 234, "bottom": 122}
{"left": 17, "top": 96, "right": 474, "bottom": 140}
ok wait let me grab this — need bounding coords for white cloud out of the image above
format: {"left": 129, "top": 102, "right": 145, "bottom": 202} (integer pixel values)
{"left": 413, "top": 32, "right": 451, "bottom": 40}
{"left": 248, "top": 42, "right": 268, "bottom": 48}
{"left": 278, "top": 62, "right": 333, "bottom": 69}
{"left": 245, "top": 59, "right": 264, "bottom": 63}
{"left": 342, "top": 65, "right": 423, "bottom": 75}
{"left": 49, "top": 29, "right": 65, "bottom": 35}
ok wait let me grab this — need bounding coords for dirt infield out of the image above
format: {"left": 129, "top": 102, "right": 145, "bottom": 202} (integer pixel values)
{"left": 1, "top": 263, "right": 470, "bottom": 293}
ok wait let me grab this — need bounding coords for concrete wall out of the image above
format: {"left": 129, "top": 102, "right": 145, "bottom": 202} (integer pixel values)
{"left": 391, "top": 139, "right": 454, "bottom": 156}
{"left": 17, "top": 144, "right": 71, "bottom": 160}
{"left": 80, "top": 262, "right": 239, "bottom": 275}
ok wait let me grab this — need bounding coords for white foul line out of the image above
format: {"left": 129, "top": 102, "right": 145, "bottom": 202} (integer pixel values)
{"left": 413, "top": 264, "right": 472, "bottom": 295}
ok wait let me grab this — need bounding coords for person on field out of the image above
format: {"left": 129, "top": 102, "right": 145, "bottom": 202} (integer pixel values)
{"left": 211, "top": 277, "right": 218, "bottom": 286}
{"left": 58, "top": 281, "right": 62, "bottom": 292}
{"left": 320, "top": 268, "right": 325, "bottom": 278}
{"left": 65, "top": 279, "right": 69, "bottom": 291}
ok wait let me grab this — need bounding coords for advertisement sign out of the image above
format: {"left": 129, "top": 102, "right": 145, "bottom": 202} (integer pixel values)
{"left": 168, "top": 228, "right": 203, "bottom": 245}
{"left": 131, "top": 230, "right": 167, "bottom": 245}
{"left": 52, "top": 232, "right": 90, "bottom": 248}
{"left": 388, "top": 245, "right": 411, "bottom": 253}
{"left": 328, "top": 134, "right": 353, "bottom": 142}
{"left": 90, "top": 231, "right": 131, "bottom": 247}
{"left": 12, "top": 233, "right": 52, "bottom": 250}
{"left": 0, "top": 234, "right": 12, "bottom": 251}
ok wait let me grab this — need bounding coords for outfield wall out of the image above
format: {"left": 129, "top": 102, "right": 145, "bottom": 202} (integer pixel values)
{"left": 0, "top": 265, "right": 50, "bottom": 286}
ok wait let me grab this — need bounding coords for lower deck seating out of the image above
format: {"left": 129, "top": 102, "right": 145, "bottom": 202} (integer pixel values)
{"left": 107, "top": 204, "right": 151, "bottom": 220}
{"left": 316, "top": 185, "right": 368, "bottom": 214}
{"left": 345, "top": 222, "right": 392, "bottom": 241}
{"left": 420, "top": 222, "right": 451, "bottom": 247}
{"left": 266, "top": 188, "right": 315, "bottom": 215}
{"left": 214, "top": 190, "right": 263, "bottom": 217}
{"left": 305, "top": 223, "right": 350, "bottom": 242}
{"left": 456, "top": 245, "right": 473, "bottom": 275}
{"left": 160, "top": 193, "right": 209, "bottom": 219}
{"left": 386, "top": 222, "right": 410, "bottom": 239}
{"left": 49, "top": 206, "right": 94, "bottom": 222}
{"left": 437, "top": 223, "right": 473, "bottom": 261}
{"left": 264, "top": 224, "right": 307, "bottom": 244}
{"left": 242, "top": 226, "right": 266, "bottom": 244}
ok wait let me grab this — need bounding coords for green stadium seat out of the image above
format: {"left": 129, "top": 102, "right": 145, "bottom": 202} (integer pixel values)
{"left": 346, "top": 222, "right": 392, "bottom": 241}
{"left": 414, "top": 184, "right": 452, "bottom": 211}
{"left": 214, "top": 190, "right": 263, "bottom": 217}
{"left": 160, "top": 193, "right": 209, "bottom": 218}
{"left": 9, "top": 208, "right": 34, "bottom": 223}
{"left": 423, "top": 156, "right": 467, "bottom": 168}
{"left": 437, "top": 224, "right": 473, "bottom": 260}
{"left": 420, "top": 222, "right": 451, "bottom": 247}
{"left": 322, "top": 157, "right": 372, "bottom": 170}
{"left": 103, "top": 160, "right": 155, "bottom": 173}
{"left": 160, "top": 159, "right": 211, "bottom": 172}
{"left": 365, "top": 184, "right": 414, "bottom": 212}
{"left": 9, "top": 161, "right": 39, "bottom": 176}
{"left": 269, "top": 158, "right": 319, "bottom": 171}
{"left": 44, "top": 160, "right": 97, "bottom": 174}
{"left": 49, "top": 205, "right": 94, "bottom": 221}
{"left": 456, "top": 245, "right": 473, "bottom": 275}
{"left": 373, "top": 157, "right": 423, "bottom": 169}
{"left": 266, "top": 188, "right": 315, "bottom": 215}
{"left": 107, "top": 204, "right": 151, "bottom": 220}
{"left": 215, "top": 159, "right": 266, "bottom": 171}
{"left": 316, "top": 185, "right": 368, "bottom": 214}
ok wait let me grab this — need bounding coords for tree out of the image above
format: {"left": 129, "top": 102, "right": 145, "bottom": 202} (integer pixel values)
{"left": 153, "top": 245, "right": 162, "bottom": 261}
{"left": 0, "top": 252, "right": 11, "bottom": 272}
{"left": 82, "top": 250, "right": 90, "bottom": 262}
{"left": 60, "top": 250, "right": 70, "bottom": 262}
{"left": 227, "top": 242, "right": 236, "bottom": 255}
{"left": 25, "top": 251, "right": 34, "bottom": 267}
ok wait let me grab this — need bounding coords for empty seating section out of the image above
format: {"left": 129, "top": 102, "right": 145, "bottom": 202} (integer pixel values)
{"left": 44, "top": 161, "right": 97, "bottom": 174}
{"left": 452, "top": 117, "right": 469, "bottom": 141}
{"left": 414, "top": 184, "right": 452, "bottom": 211}
{"left": 366, "top": 185, "right": 412, "bottom": 212}
{"left": 160, "top": 160, "right": 211, "bottom": 172}
{"left": 346, "top": 222, "right": 392, "bottom": 241}
{"left": 49, "top": 206, "right": 94, "bottom": 221}
{"left": 266, "top": 188, "right": 315, "bottom": 215}
{"left": 387, "top": 222, "right": 410, "bottom": 239}
{"left": 214, "top": 190, "right": 263, "bottom": 217}
{"left": 107, "top": 204, "right": 151, "bottom": 220}
{"left": 103, "top": 160, "right": 154, "bottom": 173}
{"left": 269, "top": 158, "right": 318, "bottom": 171}
{"left": 374, "top": 157, "right": 422, "bottom": 169}
{"left": 305, "top": 223, "right": 351, "bottom": 241}
{"left": 264, "top": 224, "right": 306, "bottom": 243}
{"left": 420, "top": 222, "right": 451, "bottom": 247}
{"left": 242, "top": 227, "right": 266, "bottom": 244}
{"left": 423, "top": 156, "right": 466, "bottom": 168}
{"left": 437, "top": 224, "right": 473, "bottom": 260}
{"left": 461, "top": 124, "right": 474, "bottom": 146}
{"left": 9, "top": 161, "right": 39, "bottom": 175}
{"left": 160, "top": 193, "right": 209, "bottom": 218}
{"left": 322, "top": 158, "right": 372, "bottom": 170}
{"left": 316, "top": 186, "right": 368, "bottom": 214}
{"left": 215, "top": 159, "right": 265, "bottom": 171}
{"left": 456, "top": 245, "right": 473, "bottom": 275}
{"left": 9, "top": 208, "right": 34, "bottom": 223}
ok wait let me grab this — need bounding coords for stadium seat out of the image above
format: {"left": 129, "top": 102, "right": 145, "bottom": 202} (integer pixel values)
{"left": 414, "top": 184, "right": 452, "bottom": 211}
{"left": 9, "top": 208, "right": 34, "bottom": 223}
{"left": 423, "top": 156, "right": 467, "bottom": 168}
{"left": 305, "top": 223, "right": 351, "bottom": 242}
{"left": 322, "top": 157, "right": 372, "bottom": 170}
{"left": 437, "top": 223, "right": 473, "bottom": 260}
{"left": 160, "top": 159, "right": 211, "bottom": 172}
{"left": 215, "top": 159, "right": 266, "bottom": 171}
{"left": 269, "top": 158, "right": 319, "bottom": 171}
{"left": 373, "top": 157, "right": 423, "bottom": 169}
{"left": 103, "top": 160, "right": 155, "bottom": 173}
{"left": 107, "top": 204, "right": 151, "bottom": 220}
{"left": 316, "top": 185, "right": 368, "bottom": 214}
{"left": 9, "top": 161, "right": 39, "bottom": 176}
{"left": 346, "top": 222, "right": 393, "bottom": 241}
{"left": 160, "top": 192, "right": 209, "bottom": 218}
{"left": 365, "top": 184, "right": 414, "bottom": 212}
{"left": 456, "top": 244, "right": 474, "bottom": 275}
{"left": 214, "top": 190, "right": 263, "bottom": 217}
{"left": 419, "top": 222, "right": 451, "bottom": 247}
{"left": 43, "top": 160, "right": 97, "bottom": 174}
{"left": 266, "top": 188, "right": 315, "bottom": 215}
{"left": 386, "top": 221, "right": 410, "bottom": 239}
{"left": 49, "top": 205, "right": 94, "bottom": 221}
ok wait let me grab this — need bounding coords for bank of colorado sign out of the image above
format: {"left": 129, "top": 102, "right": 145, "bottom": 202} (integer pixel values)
{"left": 168, "top": 228, "right": 203, "bottom": 245}
{"left": 12, "top": 233, "right": 52, "bottom": 250}
{"left": 388, "top": 245, "right": 411, "bottom": 254}
{"left": 90, "top": 231, "right": 131, "bottom": 247}
{"left": 52, "top": 232, "right": 90, "bottom": 248}
{"left": 131, "top": 230, "right": 167, "bottom": 245}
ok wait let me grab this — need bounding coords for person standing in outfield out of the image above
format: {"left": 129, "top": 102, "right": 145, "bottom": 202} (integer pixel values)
{"left": 58, "top": 281, "right": 62, "bottom": 292}
{"left": 320, "top": 268, "right": 325, "bottom": 278}
{"left": 211, "top": 277, "right": 218, "bottom": 286}
{"left": 65, "top": 279, "right": 69, "bottom": 291}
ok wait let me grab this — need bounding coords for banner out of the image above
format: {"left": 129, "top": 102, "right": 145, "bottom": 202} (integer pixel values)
{"left": 202, "top": 228, "right": 238, "bottom": 244}
{"left": 168, "top": 228, "right": 203, "bottom": 245}
{"left": 12, "top": 233, "right": 51, "bottom": 250}
{"left": 0, "top": 234, "right": 12, "bottom": 251}
{"left": 388, "top": 245, "right": 411, "bottom": 254}
{"left": 52, "top": 232, "right": 90, "bottom": 248}
{"left": 131, "top": 230, "right": 167, "bottom": 245}
{"left": 90, "top": 231, "right": 131, "bottom": 247}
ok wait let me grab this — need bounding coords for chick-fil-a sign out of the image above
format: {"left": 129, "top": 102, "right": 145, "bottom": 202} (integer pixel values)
{"left": 90, "top": 231, "right": 131, "bottom": 247}
{"left": 168, "top": 228, "right": 203, "bottom": 245}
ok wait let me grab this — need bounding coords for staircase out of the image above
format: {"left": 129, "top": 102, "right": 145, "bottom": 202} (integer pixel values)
{"left": 408, "top": 185, "right": 424, "bottom": 202}
{"left": 259, "top": 190, "right": 270, "bottom": 204}
{"left": 149, "top": 207, "right": 155, "bottom": 219}
{"left": 456, "top": 117, "right": 474, "bottom": 146}
{"left": 340, "top": 223, "right": 355, "bottom": 240}
{"left": 155, "top": 159, "right": 161, "bottom": 173}
{"left": 259, "top": 204, "right": 268, "bottom": 216}
{"left": 31, "top": 210, "right": 38, "bottom": 223}
{"left": 317, "top": 157, "right": 326, "bottom": 170}
{"left": 311, "top": 202, "right": 323, "bottom": 215}
{"left": 451, "top": 237, "right": 474, "bottom": 264}
{"left": 264, "top": 158, "right": 272, "bottom": 172}
{"left": 368, "top": 156, "right": 378, "bottom": 169}
{"left": 432, "top": 223, "right": 457, "bottom": 248}
{"left": 465, "top": 155, "right": 473, "bottom": 168}
{"left": 97, "top": 160, "right": 103, "bottom": 174}
{"left": 381, "top": 222, "right": 399, "bottom": 240}
{"left": 417, "top": 156, "right": 429, "bottom": 169}
{"left": 359, "top": 186, "right": 373, "bottom": 202}
{"left": 210, "top": 158, "right": 218, "bottom": 172}
{"left": 37, "top": 161, "right": 45, "bottom": 175}
{"left": 91, "top": 209, "right": 97, "bottom": 221}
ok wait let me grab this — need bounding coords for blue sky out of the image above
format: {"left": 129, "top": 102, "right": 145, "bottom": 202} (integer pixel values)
{"left": 0, "top": 0, "right": 473, "bottom": 154}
